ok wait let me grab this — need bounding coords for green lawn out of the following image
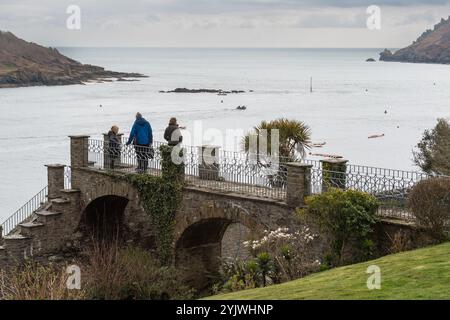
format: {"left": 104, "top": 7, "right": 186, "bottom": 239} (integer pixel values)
{"left": 207, "top": 242, "right": 450, "bottom": 300}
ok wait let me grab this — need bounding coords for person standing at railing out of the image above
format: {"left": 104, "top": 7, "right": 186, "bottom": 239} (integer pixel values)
{"left": 107, "top": 125, "right": 122, "bottom": 170}
{"left": 126, "top": 112, "right": 154, "bottom": 173}
{"left": 164, "top": 117, "right": 184, "bottom": 146}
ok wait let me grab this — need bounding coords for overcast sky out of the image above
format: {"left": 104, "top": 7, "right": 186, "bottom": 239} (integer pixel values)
{"left": 1, "top": 0, "right": 450, "bottom": 47}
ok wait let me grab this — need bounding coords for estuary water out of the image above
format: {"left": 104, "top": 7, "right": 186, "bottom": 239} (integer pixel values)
{"left": 1, "top": 47, "right": 449, "bottom": 220}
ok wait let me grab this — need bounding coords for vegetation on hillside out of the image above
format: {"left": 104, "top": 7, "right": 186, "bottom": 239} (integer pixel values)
{"left": 213, "top": 227, "right": 321, "bottom": 295}
{"left": 408, "top": 177, "right": 450, "bottom": 241}
{"left": 299, "top": 189, "right": 379, "bottom": 266}
{"left": 207, "top": 242, "right": 450, "bottom": 300}
{"left": 0, "top": 244, "right": 193, "bottom": 300}
{"left": 413, "top": 118, "right": 450, "bottom": 176}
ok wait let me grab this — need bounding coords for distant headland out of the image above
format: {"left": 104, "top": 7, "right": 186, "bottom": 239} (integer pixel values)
{"left": 0, "top": 31, "right": 147, "bottom": 88}
{"left": 380, "top": 16, "right": 450, "bottom": 64}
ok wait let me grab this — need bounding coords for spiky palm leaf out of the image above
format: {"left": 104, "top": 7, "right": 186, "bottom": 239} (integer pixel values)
{"left": 242, "top": 118, "right": 311, "bottom": 162}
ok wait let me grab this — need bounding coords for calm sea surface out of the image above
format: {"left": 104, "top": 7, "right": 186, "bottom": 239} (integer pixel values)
{"left": 1, "top": 48, "right": 449, "bottom": 220}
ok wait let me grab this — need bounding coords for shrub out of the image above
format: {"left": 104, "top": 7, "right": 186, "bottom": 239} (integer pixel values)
{"left": 413, "top": 118, "right": 450, "bottom": 175}
{"left": 218, "top": 260, "right": 258, "bottom": 293}
{"left": 83, "top": 242, "right": 194, "bottom": 300}
{"left": 408, "top": 178, "right": 450, "bottom": 241}
{"left": 300, "top": 188, "right": 379, "bottom": 266}
{"left": 0, "top": 262, "right": 86, "bottom": 300}
{"left": 244, "top": 227, "right": 320, "bottom": 282}
{"left": 216, "top": 226, "right": 321, "bottom": 293}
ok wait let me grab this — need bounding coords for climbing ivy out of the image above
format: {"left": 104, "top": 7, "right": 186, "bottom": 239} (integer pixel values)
{"left": 125, "top": 145, "right": 185, "bottom": 265}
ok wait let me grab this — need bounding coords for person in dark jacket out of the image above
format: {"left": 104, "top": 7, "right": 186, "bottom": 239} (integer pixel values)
{"left": 126, "top": 113, "right": 153, "bottom": 173}
{"left": 164, "top": 117, "right": 183, "bottom": 146}
{"left": 107, "top": 126, "right": 121, "bottom": 170}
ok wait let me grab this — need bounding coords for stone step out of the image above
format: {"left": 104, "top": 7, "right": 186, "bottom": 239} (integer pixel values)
{"left": 51, "top": 197, "right": 71, "bottom": 213}
{"left": 19, "top": 222, "right": 45, "bottom": 237}
{"left": 60, "top": 189, "right": 81, "bottom": 195}
{"left": 51, "top": 198, "right": 70, "bottom": 205}
{"left": 36, "top": 210, "right": 63, "bottom": 224}
{"left": 3, "top": 234, "right": 29, "bottom": 241}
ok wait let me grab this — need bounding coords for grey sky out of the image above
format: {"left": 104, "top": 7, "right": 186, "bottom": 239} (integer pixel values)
{"left": 1, "top": 0, "right": 450, "bottom": 47}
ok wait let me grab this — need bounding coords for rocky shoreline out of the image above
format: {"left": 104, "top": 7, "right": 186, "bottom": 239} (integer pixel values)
{"left": 0, "top": 66, "right": 147, "bottom": 88}
{"left": 380, "top": 17, "right": 450, "bottom": 64}
{"left": 0, "top": 31, "right": 147, "bottom": 88}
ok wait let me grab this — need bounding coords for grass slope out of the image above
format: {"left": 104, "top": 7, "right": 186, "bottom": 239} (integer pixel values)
{"left": 207, "top": 242, "right": 450, "bottom": 300}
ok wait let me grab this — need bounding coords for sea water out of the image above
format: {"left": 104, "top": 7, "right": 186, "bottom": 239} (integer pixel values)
{"left": 1, "top": 47, "right": 449, "bottom": 220}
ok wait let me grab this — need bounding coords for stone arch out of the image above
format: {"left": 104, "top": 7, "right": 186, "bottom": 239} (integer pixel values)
{"left": 82, "top": 178, "right": 139, "bottom": 207}
{"left": 79, "top": 195, "right": 130, "bottom": 242}
{"left": 174, "top": 200, "right": 265, "bottom": 291}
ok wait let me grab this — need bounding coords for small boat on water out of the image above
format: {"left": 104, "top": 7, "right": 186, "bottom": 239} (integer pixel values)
{"left": 236, "top": 105, "right": 247, "bottom": 110}
{"left": 311, "top": 142, "right": 326, "bottom": 148}
{"left": 309, "top": 152, "right": 343, "bottom": 159}
{"left": 368, "top": 134, "right": 385, "bottom": 139}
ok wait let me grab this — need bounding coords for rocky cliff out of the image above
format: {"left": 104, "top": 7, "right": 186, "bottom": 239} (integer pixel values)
{"left": 0, "top": 31, "right": 146, "bottom": 88}
{"left": 380, "top": 16, "right": 450, "bottom": 64}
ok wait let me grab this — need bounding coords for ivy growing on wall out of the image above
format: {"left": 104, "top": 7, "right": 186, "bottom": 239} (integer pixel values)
{"left": 125, "top": 145, "right": 185, "bottom": 265}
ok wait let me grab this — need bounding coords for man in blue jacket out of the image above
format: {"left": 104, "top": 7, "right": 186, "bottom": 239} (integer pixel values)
{"left": 126, "top": 112, "right": 153, "bottom": 173}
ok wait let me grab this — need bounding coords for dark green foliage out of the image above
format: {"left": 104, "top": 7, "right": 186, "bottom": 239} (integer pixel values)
{"left": 160, "top": 144, "right": 185, "bottom": 181}
{"left": 217, "top": 254, "right": 276, "bottom": 293}
{"left": 125, "top": 145, "right": 184, "bottom": 265}
{"left": 255, "top": 252, "right": 276, "bottom": 287}
{"left": 413, "top": 118, "right": 450, "bottom": 175}
{"left": 300, "top": 188, "right": 379, "bottom": 266}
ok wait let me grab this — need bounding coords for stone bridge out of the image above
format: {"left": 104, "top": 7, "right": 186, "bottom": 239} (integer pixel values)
{"left": 0, "top": 136, "right": 307, "bottom": 289}
{"left": 0, "top": 136, "right": 429, "bottom": 290}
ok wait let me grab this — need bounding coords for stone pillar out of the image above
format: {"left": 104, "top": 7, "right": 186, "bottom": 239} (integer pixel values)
{"left": 321, "top": 159, "right": 348, "bottom": 192}
{"left": 70, "top": 135, "right": 90, "bottom": 169}
{"left": 103, "top": 133, "right": 123, "bottom": 169}
{"left": 286, "top": 163, "right": 313, "bottom": 208}
{"left": 45, "top": 164, "right": 66, "bottom": 199}
{"left": 198, "top": 145, "right": 220, "bottom": 180}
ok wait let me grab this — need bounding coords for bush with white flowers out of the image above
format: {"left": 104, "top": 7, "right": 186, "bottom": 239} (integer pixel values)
{"left": 215, "top": 226, "right": 321, "bottom": 294}
{"left": 243, "top": 226, "right": 321, "bottom": 283}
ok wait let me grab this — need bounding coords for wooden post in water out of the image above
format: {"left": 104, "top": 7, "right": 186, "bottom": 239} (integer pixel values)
{"left": 310, "top": 77, "right": 313, "bottom": 93}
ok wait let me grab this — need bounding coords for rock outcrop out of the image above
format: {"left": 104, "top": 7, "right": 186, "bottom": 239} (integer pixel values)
{"left": 380, "top": 16, "right": 450, "bottom": 64}
{"left": 0, "top": 31, "right": 147, "bottom": 88}
{"left": 161, "top": 88, "right": 245, "bottom": 94}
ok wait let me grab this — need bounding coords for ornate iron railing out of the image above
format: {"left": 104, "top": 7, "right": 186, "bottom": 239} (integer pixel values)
{"left": 1, "top": 186, "right": 48, "bottom": 237}
{"left": 88, "top": 139, "right": 290, "bottom": 200}
{"left": 86, "top": 138, "right": 438, "bottom": 220}
{"left": 310, "top": 166, "right": 431, "bottom": 219}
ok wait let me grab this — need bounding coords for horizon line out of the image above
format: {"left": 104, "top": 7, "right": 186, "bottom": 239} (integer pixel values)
{"left": 55, "top": 46, "right": 395, "bottom": 49}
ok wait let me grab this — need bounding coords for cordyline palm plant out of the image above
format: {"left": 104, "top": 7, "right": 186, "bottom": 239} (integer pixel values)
{"left": 242, "top": 118, "right": 311, "bottom": 186}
